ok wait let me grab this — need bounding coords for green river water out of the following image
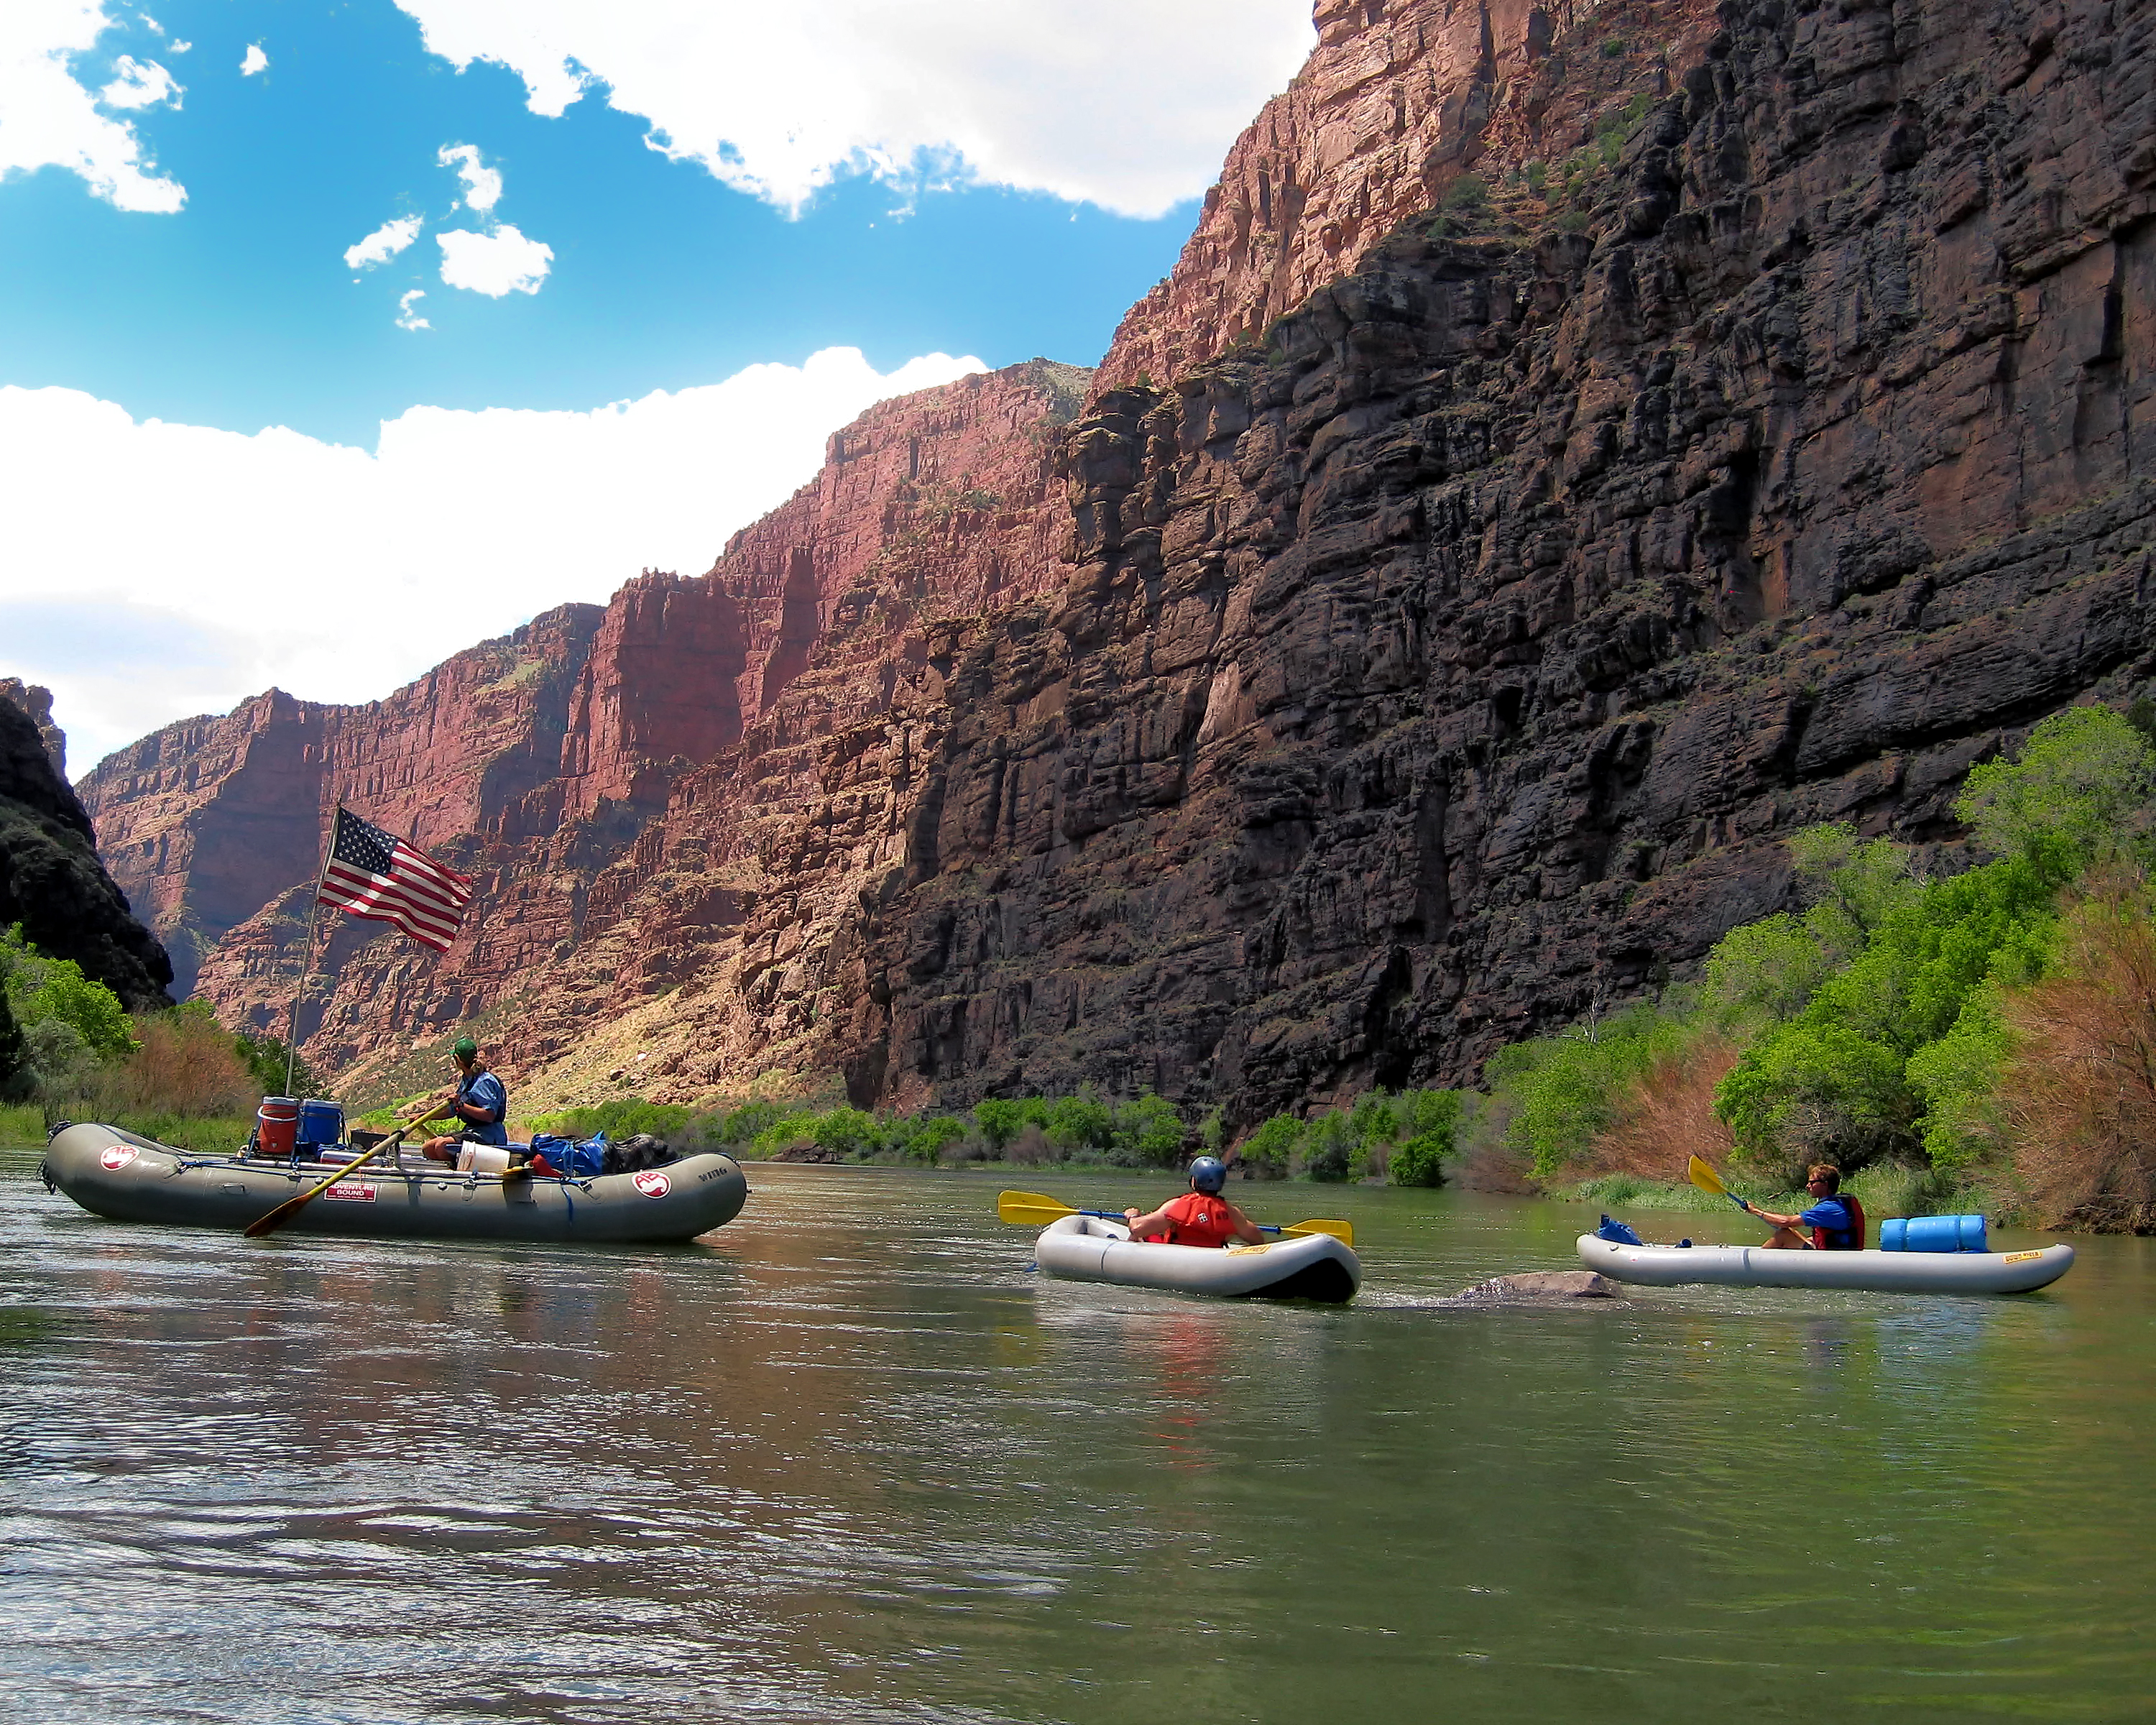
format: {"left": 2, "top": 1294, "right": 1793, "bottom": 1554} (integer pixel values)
{"left": 0, "top": 1151, "right": 2150, "bottom": 1723}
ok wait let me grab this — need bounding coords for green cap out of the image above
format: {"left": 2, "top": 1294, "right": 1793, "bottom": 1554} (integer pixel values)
{"left": 452, "top": 1036, "right": 479, "bottom": 1061}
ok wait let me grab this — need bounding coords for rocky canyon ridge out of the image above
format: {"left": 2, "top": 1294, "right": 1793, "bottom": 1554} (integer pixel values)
{"left": 80, "top": 0, "right": 2156, "bottom": 1125}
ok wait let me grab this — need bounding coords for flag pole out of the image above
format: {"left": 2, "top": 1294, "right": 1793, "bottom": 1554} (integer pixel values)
{"left": 284, "top": 806, "right": 338, "bottom": 1098}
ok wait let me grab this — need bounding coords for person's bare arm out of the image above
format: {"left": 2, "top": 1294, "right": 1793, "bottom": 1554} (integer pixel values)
{"left": 1222, "top": 1202, "right": 1266, "bottom": 1245}
{"left": 1750, "top": 1205, "right": 1817, "bottom": 1246}
{"left": 1123, "top": 1205, "right": 1172, "bottom": 1241}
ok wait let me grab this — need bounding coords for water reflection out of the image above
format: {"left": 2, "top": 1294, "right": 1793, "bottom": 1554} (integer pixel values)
{"left": 0, "top": 1162, "right": 2148, "bottom": 1724}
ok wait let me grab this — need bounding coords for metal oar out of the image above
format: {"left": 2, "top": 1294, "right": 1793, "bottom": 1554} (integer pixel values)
{"left": 996, "top": 1188, "right": 1353, "bottom": 1248}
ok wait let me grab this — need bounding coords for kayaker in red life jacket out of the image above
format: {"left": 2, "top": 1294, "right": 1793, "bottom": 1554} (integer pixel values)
{"left": 1749, "top": 1162, "right": 1867, "bottom": 1251}
{"left": 1123, "top": 1156, "right": 1267, "bottom": 1248}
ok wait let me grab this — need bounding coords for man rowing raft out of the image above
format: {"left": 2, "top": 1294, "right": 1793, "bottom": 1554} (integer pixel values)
{"left": 416, "top": 1037, "right": 508, "bottom": 1165}
{"left": 1123, "top": 1156, "right": 1266, "bottom": 1248}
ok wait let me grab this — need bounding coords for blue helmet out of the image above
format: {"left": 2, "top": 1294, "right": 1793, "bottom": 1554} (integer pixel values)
{"left": 1188, "top": 1155, "right": 1227, "bottom": 1193}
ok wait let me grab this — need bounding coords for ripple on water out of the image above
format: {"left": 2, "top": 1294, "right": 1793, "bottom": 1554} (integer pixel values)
{"left": 0, "top": 1163, "right": 2149, "bottom": 1723}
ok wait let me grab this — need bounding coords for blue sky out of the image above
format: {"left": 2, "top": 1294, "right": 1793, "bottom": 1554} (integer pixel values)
{"left": 0, "top": 0, "right": 1312, "bottom": 767}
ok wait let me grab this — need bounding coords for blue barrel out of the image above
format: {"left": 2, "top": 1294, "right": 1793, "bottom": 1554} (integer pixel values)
{"left": 1879, "top": 1214, "right": 1987, "bottom": 1253}
{"left": 296, "top": 1098, "right": 345, "bottom": 1151}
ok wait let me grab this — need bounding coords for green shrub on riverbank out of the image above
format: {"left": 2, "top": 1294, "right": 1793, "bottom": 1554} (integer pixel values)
{"left": 1480, "top": 705, "right": 2156, "bottom": 1228}
{"left": 520, "top": 1082, "right": 1464, "bottom": 1185}
{"left": 0, "top": 934, "right": 286, "bottom": 1149}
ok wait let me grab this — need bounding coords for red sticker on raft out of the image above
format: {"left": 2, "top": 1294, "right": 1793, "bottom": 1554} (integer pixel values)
{"left": 632, "top": 1171, "right": 671, "bottom": 1199}
{"left": 100, "top": 1146, "right": 137, "bottom": 1171}
{"left": 323, "top": 1182, "right": 377, "bottom": 1202}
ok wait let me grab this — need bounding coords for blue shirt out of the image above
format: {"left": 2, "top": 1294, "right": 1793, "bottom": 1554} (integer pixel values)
{"left": 1800, "top": 1195, "right": 1859, "bottom": 1249}
{"left": 458, "top": 1070, "right": 508, "bottom": 1146}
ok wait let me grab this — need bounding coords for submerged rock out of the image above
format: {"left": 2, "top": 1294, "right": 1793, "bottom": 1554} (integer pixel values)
{"left": 1452, "top": 1271, "right": 1621, "bottom": 1302}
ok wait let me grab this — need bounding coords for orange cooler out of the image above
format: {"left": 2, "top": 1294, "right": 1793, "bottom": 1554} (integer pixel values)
{"left": 257, "top": 1096, "right": 300, "bottom": 1157}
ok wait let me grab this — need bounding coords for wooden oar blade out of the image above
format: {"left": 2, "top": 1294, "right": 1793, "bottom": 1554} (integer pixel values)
{"left": 1280, "top": 1219, "right": 1354, "bottom": 1247}
{"left": 244, "top": 1131, "right": 405, "bottom": 1238}
{"left": 997, "top": 1190, "right": 1077, "bottom": 1226}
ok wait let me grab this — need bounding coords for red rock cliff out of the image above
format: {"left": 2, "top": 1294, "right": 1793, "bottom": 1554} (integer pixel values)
{"left": 83, "top": 0, "right": 2156, "bottom": 1129}
{"left": 1092, "top": 0, "right": 1725, "bottom": 395}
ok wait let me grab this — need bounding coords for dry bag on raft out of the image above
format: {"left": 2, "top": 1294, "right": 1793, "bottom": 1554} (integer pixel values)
{"left": 1879, "top": 1214, "right": 1988, "bottom": 1253}
{"left": 528, "top": 1133, "right": 608, "bottom": 1179}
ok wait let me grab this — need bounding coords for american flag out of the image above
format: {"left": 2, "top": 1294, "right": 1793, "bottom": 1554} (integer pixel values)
{"left": 318, "top": 807, "right": 471, "bottom": 953}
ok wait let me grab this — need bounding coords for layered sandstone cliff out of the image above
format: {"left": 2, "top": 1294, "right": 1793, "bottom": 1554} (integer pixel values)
{"left": 83, "top": 0, "right": 2156, "bottom": 1126}
{"left": 82, "top": 362, "right": 1088, "bottom": 1093}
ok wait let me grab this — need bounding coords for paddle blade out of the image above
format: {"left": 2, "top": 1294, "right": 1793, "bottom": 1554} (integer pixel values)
{"left": 1687, "top": 1154, "right": 1751, "bottom": 1212}
{"left": 241, "top": 1197, "right": 304, "bottom": 1239}
{"left": 1279, "top": 1219, "right": 1354, "bottom": 1247}
{"left": 1686, "top": 1155, "right": 1730, "bottom": 1198}
{"left": 997, "top": 1190, "right": 1077, "bottom": 1227}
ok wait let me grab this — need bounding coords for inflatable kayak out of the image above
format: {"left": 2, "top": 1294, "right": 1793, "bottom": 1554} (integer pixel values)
{"left": 1575, "top": 1233, "right": 2075, "bottom": 1294}
{"left": 39, "top": 1123, "right": 747, "bottom": 1244}
{"left": 1033, "top": 1213, "right": 1360, "bottom": 1302}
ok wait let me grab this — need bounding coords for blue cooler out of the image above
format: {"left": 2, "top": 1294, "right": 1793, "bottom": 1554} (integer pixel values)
{"left": 1879, "top": 1214, "right": 1987, "bottom": 1253}
{"left": 296, "top": 1099, "right": 346, "bottom": 1154}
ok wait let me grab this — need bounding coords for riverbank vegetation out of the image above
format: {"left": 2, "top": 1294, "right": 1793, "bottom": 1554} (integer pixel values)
{"left": 0, "top": 930, "right": 313, "bottom": 1149}
{"left": 499, "top": 1084, "right": 1468, "bottom": 1186}
{"left": 1476, "top": 706, "right": 2156, "bottom": 1230}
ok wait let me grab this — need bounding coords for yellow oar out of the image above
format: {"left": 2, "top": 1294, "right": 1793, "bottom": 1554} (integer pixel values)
{"left": 996, "top": 1189, "right": 1353, "bottom": 1248}
{"left": 1687, "top": 1155, "right": 1812, "bottom": 1247}
{"left": 244, "top": 1123, "right": 416, "bottom": 1238}
{"left": 1685, "top": 1154, "right": 1749, "bottom": 1210}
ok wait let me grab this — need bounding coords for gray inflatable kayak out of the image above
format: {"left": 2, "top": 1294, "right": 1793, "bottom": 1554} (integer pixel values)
{"left": 1575, "top": 1233, "right": 2075, "bottom": 1294}
{"left": 40, "top": 1123, "right": 747, "bottom": 1244}
{"left": 1034, "top": 1213, "right": 1360, "bottom": 1302}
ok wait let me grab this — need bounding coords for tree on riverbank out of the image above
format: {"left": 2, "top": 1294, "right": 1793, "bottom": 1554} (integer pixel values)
{"left": 0, "top": 926, "right": 305, "bottom": 1146}
{"left": 1468, "top": 705, "right": 2156, "bottom": 1229}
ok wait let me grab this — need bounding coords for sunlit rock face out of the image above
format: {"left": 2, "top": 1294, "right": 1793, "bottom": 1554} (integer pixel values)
{"left": 86, "top": 0, "right": 2156, "bottom": 1125}
{"left": 0, "top": 689, "right": 172, "bottom": 1011}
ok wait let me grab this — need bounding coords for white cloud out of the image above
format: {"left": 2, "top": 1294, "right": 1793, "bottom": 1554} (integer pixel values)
{"left": 168, "top": 39, "right": 190, "bottom": 53}
{"left": 0, "top": 2, "right": 186, "bottom": 211}
{"left": 438, "top": 223, "right": 550, "bottom": 295}
{"left": 98, "top": 52, "right": 180, "bottom": 109}
{"left": 395, "top": 288, "right": 430, "bottom": 331}
{"left": 139, "top": 12, "right": 160, "bottom": 30}
{"left": 0, "top": 347, "right": 985, "bottom": 770}
{"left": 392, "top": 0, "right": 1314, "bottom": 219}
{"left": 239, "top": 42, "right": 266, "bottom": 75}
{"left": 437, "top": 141, "right": 502, "bottom": 212}
{"left": 344, "top": 213, "right": 423, "bottom": 270}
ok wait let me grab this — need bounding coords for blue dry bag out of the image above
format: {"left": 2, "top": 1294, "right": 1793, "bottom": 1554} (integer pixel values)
{"left": 1595, "top": 1214, "right": 1644, "bottom": 1246}
{"left": 530, "top": 1132, "right": 608, "bottom": 1178}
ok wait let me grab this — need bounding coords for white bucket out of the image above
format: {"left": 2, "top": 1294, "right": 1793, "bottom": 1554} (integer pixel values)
{"left": 457, "top": 1145, "right": 512, "bottom": 1175}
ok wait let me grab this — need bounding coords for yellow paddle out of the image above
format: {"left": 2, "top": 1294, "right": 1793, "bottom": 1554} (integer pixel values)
{"left": 997, "top": 1189, "right": 1353, "bottom": 1248}
{"left": 1687, "top": 1155, "right": 1812, "bottom": 1247}
{"left": 244, "top": 1123, "right": 417, "bottom": 1238}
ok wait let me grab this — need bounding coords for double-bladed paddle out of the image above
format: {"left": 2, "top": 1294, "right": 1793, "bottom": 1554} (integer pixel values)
{"left": 996, "top": 1189, "right": 1354, "bottom": 1248}
{"left": 1686, "top": 1154, "right": 1813, "bottom": 1247}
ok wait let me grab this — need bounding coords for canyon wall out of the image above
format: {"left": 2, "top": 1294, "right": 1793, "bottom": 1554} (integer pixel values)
{"left": 0, "top": 686, "right": 171, "bottom": 1010}
{"left": 81, "top": 0, "right": 2156, "bottom": 1126}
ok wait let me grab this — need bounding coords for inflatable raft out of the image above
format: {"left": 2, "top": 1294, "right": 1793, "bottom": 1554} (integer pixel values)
{"left": 1575, "top": 1233, "right": 2075, "bottom": 1294}
{"left": 1033, "top": 1213, "right": 1361, "bottom": 1302}
{"left": 40, "top": 1123, "right": 748, "bottom": 1245}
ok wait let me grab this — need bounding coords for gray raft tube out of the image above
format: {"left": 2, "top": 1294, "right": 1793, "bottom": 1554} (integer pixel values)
{"left": 1576, "top": 1233, "right": 2075, "bottom": 1294}
{"left": 40, "top": 1123, "right": 748, "bottom": 1245}
{"left": 1033, "top": 1213, "right": 1362, "bottom": 1303}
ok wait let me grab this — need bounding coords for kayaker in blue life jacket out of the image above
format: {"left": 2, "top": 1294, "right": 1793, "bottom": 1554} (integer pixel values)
{"left": 418, "top": 1038, "right": 508, "bottom": 1164}
{"left": 1750, "top": 1162, "right": 1866, "bottom": 1250}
